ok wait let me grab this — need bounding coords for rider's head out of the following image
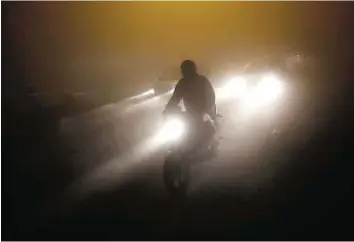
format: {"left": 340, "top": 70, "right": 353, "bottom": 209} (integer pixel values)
{"left": 181, "top": 60, "right": 197, "bottom": 78}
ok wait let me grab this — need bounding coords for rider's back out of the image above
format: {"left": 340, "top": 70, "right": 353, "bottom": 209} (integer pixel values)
{"left": 178, "top": 74, "right": 215, "bottom": 117}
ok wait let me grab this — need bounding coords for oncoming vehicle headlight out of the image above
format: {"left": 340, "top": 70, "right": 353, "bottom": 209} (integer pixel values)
{"left": 156, "top": 117, "right": 186, "bottom": 143}
{"left": 217, "top": 76, "right": 248, "bottom": 99}
{"left": 244, "top": 74, "right": 284, "bottom": 108}
{"left": 258, "top": 74, "right": 283, "bottom": 99}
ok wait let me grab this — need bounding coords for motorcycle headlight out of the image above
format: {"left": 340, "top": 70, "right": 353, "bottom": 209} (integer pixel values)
{"left": 156, "top": 117, "right": 186, "bottom": 143}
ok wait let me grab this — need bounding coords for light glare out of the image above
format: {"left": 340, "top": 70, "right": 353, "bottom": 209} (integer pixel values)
{"left": 216, "top": 76, "right": 248, "bottom": 100}
{"left": 244, "top": 74, "right": 283, "bottom": 108}
{"left": 155, "top": 117, "right": 186, "bottom": 143}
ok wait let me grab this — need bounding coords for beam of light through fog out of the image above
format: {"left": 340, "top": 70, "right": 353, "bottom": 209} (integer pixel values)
{"left": 66, "top": 129, "right": 167, "bottom": 201}
{"left": 127, "top": 88, "right": 155, "bottom": 101}
{"left": 60, "top": 89, "right": 170, "bottom": 126}
{"left": 62, "top": 90, "right": 173, "bottom": 201}
{"left": 32, "top": 1, "right": 349, "bottom": 207}
{"left": 61, "top": 65, "right": 321, "bottom": 205}
{"left": 62, "top": 74, "right": 286, "bottom": 198}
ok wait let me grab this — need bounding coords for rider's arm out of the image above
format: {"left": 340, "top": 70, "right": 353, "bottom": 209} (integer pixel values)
{"left": 203, "top": 77, "right": 216, "bottom": 118}
{"left": 165, "top": 79, "right": 184, "bottom": 111}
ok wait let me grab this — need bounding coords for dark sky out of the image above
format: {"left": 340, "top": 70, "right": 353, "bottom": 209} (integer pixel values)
{"left": 3, "top": 2, "right": 352, "bottom": 104}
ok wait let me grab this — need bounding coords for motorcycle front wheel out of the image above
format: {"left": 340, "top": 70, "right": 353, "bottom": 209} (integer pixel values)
{"left": 163, "top": 154, "right": 190, "bottom": 198}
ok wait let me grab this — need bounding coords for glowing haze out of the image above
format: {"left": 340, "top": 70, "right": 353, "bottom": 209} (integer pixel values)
{"left": 3, "top": 2, "right": 347, "bottom": 105}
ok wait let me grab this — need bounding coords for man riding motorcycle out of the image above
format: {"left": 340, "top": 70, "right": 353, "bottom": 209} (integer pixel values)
{"left": 164, "top": 60, "right": 217, "bottom": 152}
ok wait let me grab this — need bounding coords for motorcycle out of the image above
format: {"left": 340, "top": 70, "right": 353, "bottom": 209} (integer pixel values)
{"left": 158, "top": 107, "right": 217, "bottom": 198}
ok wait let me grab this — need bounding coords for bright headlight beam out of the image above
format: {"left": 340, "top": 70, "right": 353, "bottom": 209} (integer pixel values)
{"left": 231, "top": 76, "right": 248, "bottom": 98}
{"left": 259, "top": 75, "right": 282, "bottom": 95}
{"left": 128, "top": 88, "right": 155, "bottom": 101}
{"left": 259, "top": 75, "right": 283, "bottom": 101}
{"left": 155, "top": 117, "right": 186, "bottom": 144}
{"left": 138, "top": 88, "right": 155, "bottom": 98}
{"left": 216, "top": 76, "right": 248, "bottom": 100}
{"left": 244, "top": 74, "right": 284, "bottom": 108}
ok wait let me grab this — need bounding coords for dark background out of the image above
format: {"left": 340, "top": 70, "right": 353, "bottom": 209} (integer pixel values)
{"left": 2, "top": 2, "right": 354, "bottom": 240}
